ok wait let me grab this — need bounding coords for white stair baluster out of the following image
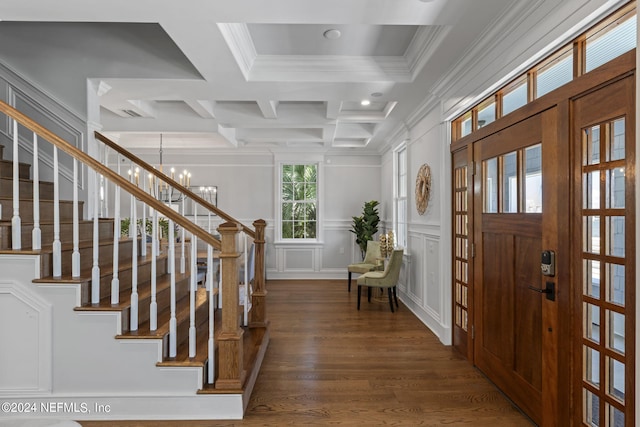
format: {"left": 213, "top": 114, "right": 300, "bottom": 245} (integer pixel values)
{"left": 130, "top": 176, "right": 138, "bottom": 331}
{"left": 180, "top": 193, "right": 185, "bottom": 274}
{"left": 206, "top": 211, "right": 213, "bottom": 291}
{"left": 111, "top": 153, "right": 121, "bottom": 305}
{"left": 169, "top": 218, "right": 177, "bottom": 358}
{"left": 52, "top": 147, "right": 61, "bottom": 277}
{"left": 150, "top": 176, "right": 158, "bottom": 331}
{"left": 91, "top": 172, "right": 100, "bottom": 304}
{"left": 102, "top": 144, "right": 109, "bottom": 218}
{"left": 140, "top": 172, "right": 147, "bottom": 257}
{"left": 11, "top": 119, "right": 21, "bottom": 250}
{"left": 31, "top": 133, "right": 41, "bottom": 250}
{"left": 71, "top": 159, "right": 80, "bottom": 277}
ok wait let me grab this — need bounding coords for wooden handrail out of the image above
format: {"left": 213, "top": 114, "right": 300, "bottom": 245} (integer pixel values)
{"left": 0, "top": 100, "right": 221, "bottom": 249}
{"left": 95, "top": 132, "right": 256, "bottom": 239}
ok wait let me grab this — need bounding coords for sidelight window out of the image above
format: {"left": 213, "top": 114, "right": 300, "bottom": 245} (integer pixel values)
{"left": 580, "top": 117, "right": 628, "bottom": 426}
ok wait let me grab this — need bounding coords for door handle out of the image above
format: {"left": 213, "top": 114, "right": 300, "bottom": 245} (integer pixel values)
{"left": 528, "top": 282, "right": 555, "bottom": 301}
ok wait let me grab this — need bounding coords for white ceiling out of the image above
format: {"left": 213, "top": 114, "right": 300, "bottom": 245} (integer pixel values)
{"left": 0, "top": 0, "right": 589, "bottom": 153}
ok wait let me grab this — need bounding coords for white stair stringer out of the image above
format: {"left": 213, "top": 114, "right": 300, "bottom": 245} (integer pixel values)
{"left": 0, "top": 255, "right": 245, "bottom": 421}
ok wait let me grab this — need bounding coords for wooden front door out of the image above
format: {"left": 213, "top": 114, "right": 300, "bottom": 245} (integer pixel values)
{"left": 473, "top": 111, "right": 556, "bottom": 425}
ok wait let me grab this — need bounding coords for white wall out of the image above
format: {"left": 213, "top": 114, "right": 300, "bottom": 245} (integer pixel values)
{"left": 114, "top": 148, "right": 382, "bottom": 279}
{"left": 381, "top": 107, "right": 451, "bottom": 344}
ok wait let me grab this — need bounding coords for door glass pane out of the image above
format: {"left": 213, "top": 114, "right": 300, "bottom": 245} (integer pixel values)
{"left": 606, "top": 263, "right": 625, "bottom": 306}
{"left": 537, "top": 49, "right": 573, "bottom": 98}
{"left": 608, "top": 404, "right": 624, "bottom": 427}
{"left": 606, "top": 168, "right": 625, "bottom": 209}
{"left": 584, "top": 216, "right": 600, "bottom": 254}
{"left": 503, "top": 79, "right": 528, "bottom": 116}
{"left": 524, "top": 144, "right": 542, "bottom": 212}
{"left": 502, "top": 152, "right": 518, "bottom": 213}
{"left": 585, "top": 171, "right": 600, "bottom": 209}
{"left": 584, "top": 303, "right": 600, "bottom": 343}
{"left": 584, "top": 260, "right": 601, "bottom": 299}
{"left": 585, "top": 346, "right": 601, "bottom": 387}
{"left": 605, "top": 216, "right": 625, "bottom": 257}
{"left": 608, "top": 311, "right": 625, "bottom": 355}
{"left": 608, "top": 358, "right": 625, "bottom": 402}
{"left": 584, "top": 126, "right": 601, "bottom": 165}
{"left": 484, "top": 158, "right": 498, "bottom": 213}
{"left": 586, "top": 14, "right": 637, "bottom": 72}
{"left": 609, "top": 118, "right": 625, "bottom": 161}
{"left": 584, "top": 388, "right": 600, "bottom": 426}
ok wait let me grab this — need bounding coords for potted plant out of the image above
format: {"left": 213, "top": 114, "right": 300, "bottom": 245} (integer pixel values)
{"left": 350, "top": 200, "right": 380, "bottom": 260}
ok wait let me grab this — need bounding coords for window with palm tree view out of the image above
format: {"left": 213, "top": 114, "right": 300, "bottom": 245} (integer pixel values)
{"left": 281, "top": 164, "right": 317, "bottom": 239}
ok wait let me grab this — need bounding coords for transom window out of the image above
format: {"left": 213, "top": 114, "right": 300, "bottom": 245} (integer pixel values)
{"left": 452, "top": 4, "right": 636, "bottom": 140}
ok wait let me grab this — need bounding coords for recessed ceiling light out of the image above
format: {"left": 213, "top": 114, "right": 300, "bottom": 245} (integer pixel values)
{"left": 361, "top": 100, "right": 371, "bottom": 106}
{"left": 371, "top": 92, "right": 383, "bottom": 97}
{"left": 323, "top": 29, "right": 341, "bottom": 40}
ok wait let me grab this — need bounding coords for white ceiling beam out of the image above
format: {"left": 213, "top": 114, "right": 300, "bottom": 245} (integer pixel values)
{"left": 326, "top": 101, "right": 341, "bottom": 120}
{"left": 185, "top": 100, "right": 217, "bottom": 119}
{"left": 256, "top": 100, "right": 279, "bottom": 119}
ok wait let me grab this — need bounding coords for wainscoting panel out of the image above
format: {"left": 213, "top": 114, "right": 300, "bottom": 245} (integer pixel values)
{"left": 284, "top": 247, "right": 315, "bottom": 271}
{"left": 0, "top": 280, "right": 52, "bottom": 395}
{"left": 398, "top": 227, "right": 449, "bottom": 344}
{"left": 406, "top": 234, "right": 424, "bottom": 305}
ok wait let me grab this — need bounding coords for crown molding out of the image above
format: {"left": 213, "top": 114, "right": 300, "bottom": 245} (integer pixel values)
{"left": 430, "top": 0, "right": 546, "bottom": 100}
{"left": 405, "top": 25, "right": 452, "bottom": 79}
{"left": 249, "top": 55, "right": 412, "bottom": 82}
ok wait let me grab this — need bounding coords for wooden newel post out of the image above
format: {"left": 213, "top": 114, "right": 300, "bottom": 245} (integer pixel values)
{"left": 250, "top": 219, "right": 268, "bottom": 328}
{"left": 215, "top": 221, "right": 245, "bottom": 390}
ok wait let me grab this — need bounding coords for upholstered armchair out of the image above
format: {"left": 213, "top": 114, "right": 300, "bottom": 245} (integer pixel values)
{"left": 356, "top": 249, "right": 403, "bottom": 312}
{"left": 347, "top": 240, "right": 381, "bottom": 292}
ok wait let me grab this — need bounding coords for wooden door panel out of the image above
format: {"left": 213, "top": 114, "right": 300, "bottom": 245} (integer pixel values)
{"left": 481, "top": 232, "right": 514, "bottom": 362}
{"left": 514, "top": 234, "right": 542, "bottom": 391}
{"left": 473, "top": 114, "right": 544, "bottom": 425}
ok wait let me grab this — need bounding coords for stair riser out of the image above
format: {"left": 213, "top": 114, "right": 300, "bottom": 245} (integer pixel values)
{"left": 0, "top": 198, "right": 82, "bottom": 223}
{"left": 0, "top": 220, "right": 114, "bottom": 250}
{"left": 95, "top": 255, "right": 169, "bottom": 301}
{"left": 0, "top": 178, "right": 54, "bottom": 200}
{"left": 163, "top": 296, "right": 210, "bottom": 359}
{"left": 120, "top": 275, "right": 191, "bottom": 333}
{"left": 40, "top": 239, "right": 136, "bottom": 277}
{"left": 0, "top": 160, "right": 30, "bottom": 180}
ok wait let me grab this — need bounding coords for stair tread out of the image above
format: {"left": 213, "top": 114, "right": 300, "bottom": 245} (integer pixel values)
{"left": 116, "top": 286, "right": 210, "bottom": 339}
{"left": 35, "top": 247, "right": 167, "bottom": 283}
{"left": 158, "top": 310, "right": 221, "bottom": 367}
{"left": 73, "top": 270, "right": 192, "bottom": 311}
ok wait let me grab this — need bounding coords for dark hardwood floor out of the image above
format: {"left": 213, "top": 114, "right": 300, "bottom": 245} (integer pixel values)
{"left": 80, "top": 279, "right": 533, "bottom": 426}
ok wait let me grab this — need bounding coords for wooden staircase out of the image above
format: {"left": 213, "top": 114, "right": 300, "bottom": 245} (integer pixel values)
{"left": 0, "top": 102, "right": 270, "bottom": 419}
{"left": 0, "top": 142, "right": 216, "bottom": 369}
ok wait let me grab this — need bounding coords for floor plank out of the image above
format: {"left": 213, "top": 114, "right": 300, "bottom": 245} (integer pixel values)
{"left": 80, "top": 279, "right": 533, "bottom": 426}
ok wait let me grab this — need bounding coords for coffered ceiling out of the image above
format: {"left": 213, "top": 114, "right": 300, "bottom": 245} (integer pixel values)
{"left": 0, "top": 0, "right": 586, "bottom": 153}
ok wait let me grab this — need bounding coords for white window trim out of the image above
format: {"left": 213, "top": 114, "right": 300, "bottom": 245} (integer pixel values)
{"left": 274, "top": 153, "right": 324, "bottom": 245}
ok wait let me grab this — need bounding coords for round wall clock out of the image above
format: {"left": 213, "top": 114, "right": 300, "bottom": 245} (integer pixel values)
{"left": 415, "top": 163, "right": 431, "bottom": 215}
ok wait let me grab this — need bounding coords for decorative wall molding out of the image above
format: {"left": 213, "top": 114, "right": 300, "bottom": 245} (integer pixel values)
{"left": 0, "top": 61, "right": 87, "bottom": 188}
